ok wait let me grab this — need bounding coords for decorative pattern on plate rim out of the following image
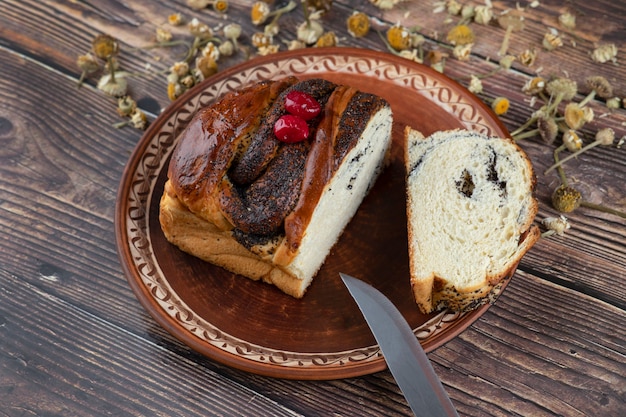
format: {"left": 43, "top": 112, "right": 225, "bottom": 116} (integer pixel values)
{"left": 124, "top": 52, "right": 493, "bottom": 368}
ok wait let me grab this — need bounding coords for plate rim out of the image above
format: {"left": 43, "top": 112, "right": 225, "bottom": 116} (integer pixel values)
{"left": 115, "top": 47, "right": 510, "bottom": 380}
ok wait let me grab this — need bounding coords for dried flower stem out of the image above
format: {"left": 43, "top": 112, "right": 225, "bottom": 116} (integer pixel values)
{"left": 553, "top": 144, "right": 569, "bottom": 185}
{"left": 545, "top": 139, "right": 602, "bottom": 174}
{"left": 512, "top": 127, "right": 539, "bottom": 141}
{"left": 580, "top": 201, "right": 626, "bottom": 219}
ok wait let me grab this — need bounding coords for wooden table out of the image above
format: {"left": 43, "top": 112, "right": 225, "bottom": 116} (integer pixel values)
{"left": 1, "top": 1, "right": 624, "bottom": 415}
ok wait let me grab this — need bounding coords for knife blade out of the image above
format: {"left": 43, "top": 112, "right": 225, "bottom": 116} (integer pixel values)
{"left": 340, "top": 273, "right": 459, "bottom": 417}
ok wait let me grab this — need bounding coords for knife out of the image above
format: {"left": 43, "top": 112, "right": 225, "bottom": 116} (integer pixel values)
{"left": 340, "top": 273, "right": 459, "bottom": 417}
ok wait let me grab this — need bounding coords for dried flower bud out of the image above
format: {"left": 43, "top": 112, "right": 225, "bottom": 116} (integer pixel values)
{"left": 257, "top": 44, "right": 280, "bottom": 56}
{"left": 195, "top": 55, "right": 218, "bottom": 80}
{"left": 522, "top": 77, "right": 546, "bottom": 95}
{"left": 167, "top": 82, "right": 183, "bottom": 101}
{"left": 129, "top": 109, "right": 148, "bottom": 130}
{"left": 297, "top": 19, "right": 324, "bottom": 45}
{"left": 168, "top": 13, "right": 184, "bottom": 26}
{"left": 386, "top": 25, "right": 411, "bottom": 51}
{"left": 264, "top": 22, "right": 280, "bottom": 37}
{"left": 77, "top": 53, "right": 100, "bottom": 74}
{"left": 492, "top": 97, "right": 510, "bottom": 116}
{"left": 558, "top": 12, "right": 576, "bottom": 30}
{"left": 468, "top": 75, "right": 483, "bottom": 94}
{"left": 92, "top": 34, "right": 119, "bottom": 60}
{"left": 156, "top": 27, "right": 173, "bottom": 43}
{"left": 446, "top": 0, "right": 462, "bottom": 15}
{"left": 460, "top": 4, "right": 475, "bottom": 19}
{"left": 473, "top": 5, "right": 493, "bottom": 25}
{"left": 606, "top": 97, "right": 621, "bottom": 109}
{"left": 562, "top": 129, "right": 582, "bottom": 152}
{"left": 224, "top": 23, "right": 242, "bottom": 40}
{"left": 585, "top": 76, "right": 613, "bottom": 99}
{"left": 499, "top": 55, "right": 516, "bottom": 70}
{"left": 97, "top": 73, "right": 128, "bottom": 97}
{"left": 552, "top": 185, "right": 582, "bottom": 213}
{"left": 252, "top": 32, "right": 272, "bottom": 48}
{"left": 346, "top": 11, "right": 370, "bottom": 38}
{"left": 446, "top": 24, "right": 474, "bottom": 46}
{"left": 591, "top": 44, "right": 617, "bottom": 64}
{"left": 564, "top": 103, "right": 593, "bottom": 130}
{"left": 117, "top": 96, "right": 136, "bottom": 117}
{"left": 315, "top": 31, "right": 337, "bottom": 47}
{"left": 546, "top": 77, "right": 577, "bottom": 101}
{"left": 595, "top": 128, "right": 615, "bottom": 146}
{"left": 453, "top": 44, "right": 473, "bottom": 61}
{"left": 542, "top": 31, "right": 563, "bottom": 51}
{"left": 188, "top": 18, "right": 213, "bottom": 39}
{"left": 398, "top": 49, "right": 423, "bottom": 64}
{"left": 518, "top": 48, "right": 537, "bottom": 66}
{"left": 251, "top": 2, "right": 271, "bottom": 25}
{"left": 285, "top": 40, "right": 306, "bottom": 50}
{"left": 410, "top": 33, "right": 425, "bottom": 48}
{"left": 213, "top": 0, "right": 229, "bottom": 13}
{"left": 218, "top": 40, "right": 235, "bottom": 56}
{"left": 180, "top": 74, "right": 195, "bottom": 89}
{"left": 542, "top": 215, "right": 571, "bottom": 236}
{"left": 171, "top": 61, "right": 190, "bottom": 78}
{"left": 537, "top": 115, "right": 558, "bottom": 144}
{"left": 202, "top": 42, "right": 220, "bottom": 61}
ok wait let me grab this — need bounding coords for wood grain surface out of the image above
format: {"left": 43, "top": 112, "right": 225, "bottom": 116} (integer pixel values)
{"left": 1, "top": 0, "right": 625, "bottom": 416}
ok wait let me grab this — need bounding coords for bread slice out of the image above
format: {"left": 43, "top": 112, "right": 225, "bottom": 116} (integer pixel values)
{"left": 404, "top": 127, "right": 540, "bottom": 313}
{"left": 160, "top": 78, "right": 393, "bottom": 297}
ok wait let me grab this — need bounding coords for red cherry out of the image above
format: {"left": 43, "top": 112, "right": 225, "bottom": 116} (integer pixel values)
{"left": 273, "top": 115, "right": 309, "bottom": 143}
{"left": 284, "top": 91, "right": 321, "bottom": 120}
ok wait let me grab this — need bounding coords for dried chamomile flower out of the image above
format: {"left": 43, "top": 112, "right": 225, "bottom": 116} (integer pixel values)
{"left": 370, "top": 0, "right": 405, "bottom": 10}
{"left": 491, "top": 97, "right": 510, "bottom": 115}
{"left": 461, "top": 4, "right": 475, "bottom": 20}
{"left": 285, "top": 39, "right": 306, "bottom": 50}
{"left": 117, "top": 95, "right": 136, "bottom": 117}
{"left": 180, "top": 74, "right": 195, "bottom": 89}
{"left": 76, "top": 53, "right": 100, "bottom": 87}
{"left": 542, "top": 30, "right": 563, "bottom": 51}
{"left": 522, "top": 76, "right": 546, "bottom": 95}
{"left": 386, "top": 25, "right": 411, "bottom": 51}
{"left": 398, "top": 49, "right": 423, "bottom": 64}
{"left": 564, "top": 103, "right": 594, "bottom": 130}
{"left": 595, "top": 127, "right": 615, "bottom": 146}
{"left": 468, "top": 75, "right": 483, "bottom": 94}
{"left": 97, "top": 72, "right": 128, "bottom": 97}
{"left": 252, "top": 32, "right": 273, "bottom": 48}
{"left": 446, "top": 0, "right": 463, "bottom": 15}
{"left": 202, "top": 42, "right": 220, "bottom": 61}
{"left": 580, "top": 76, "right": 613, "bottom": 106}
{"left": 218, "top": 40, "right": 235, "bottom": 56}
{"left": 542, "top": 215, "right": 570, "bottom": 236}
{"left": 537, "top": 115, "right": 558, "bottom": 144}
{"left": 546, "top": 77, "right": 577, "bottom": 101}
{"left": 518, "top": 48, "right": 537, "bottom": 66}
{"left": 410, "top": 33, "right": 425, "bottom": 48}
{"left": 315, "top": 32, "right": 337, "bottom": 48}
{"left": 171, "top": 61, "right": 190, "bottom": 78}
{"left": 497, "top": 14, "right": 524, "bottom": 56}
{"left": 168, "top": 13, "right": 184, "bottom": 26}
{"left": 428, "top": 50, "right": 448, "bottom": 72}
{"left": 499, "top": 55, "right": 516, "bottom": 70}
{"left": 251, "top": 2, "right": 270, "bottom": 25}
{"left": 156, "top": 27, "right": 173, "bottom": 43}
{"left": 446, "top": 24, "right": 474, "bottom": 46}
{"left": 167, "top": 82, "right": 183, "bottom": 101}
{"left": 195, "top": 55, "right": 219, "bottom": 80}
{"left": 591, "top": 43, "right": 617, "bottom": 64}
{"left": 551, "top": 185, "right": 582, "bottom": 213}
{"left": 558, "top": 11, "right": 576, "bottom": 30}
{"left": 297, "top": 19, "right": 324, "bottom": 45}
{"left": 212, "top": 0, "right": 229, "bottom": 13}
{"left": 129, "top": 109, "right": 148, "bottom": 130}
{"left": 306, "top": 0, "right": 333, "bottom": 14}
{"left": 606, "top": 97, "right": 621, "bottom": 110}
{"left": 92, "top": 34, "right": 119, "bottom": 60}
{"left": 562, "top": 129, "right": 582, "bottom": 152}
{"left": 473, "top": 5, "right": 493, "bottom": 25}
{"left": 453, "top": 44, "right": 473, "bottom": 61}
{"left": 257, "top": 44, "right": 280, "bottom": 56}
{"left": 347, "top": 11, "right": 370, "bottom": 38}
{"left": 188, "top": 18, "right": 213, "bottom": 40}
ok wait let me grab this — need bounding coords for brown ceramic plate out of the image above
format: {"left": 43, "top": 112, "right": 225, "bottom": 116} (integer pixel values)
{"left": 116, "top": 47, "right": 511, "bottom": 380}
